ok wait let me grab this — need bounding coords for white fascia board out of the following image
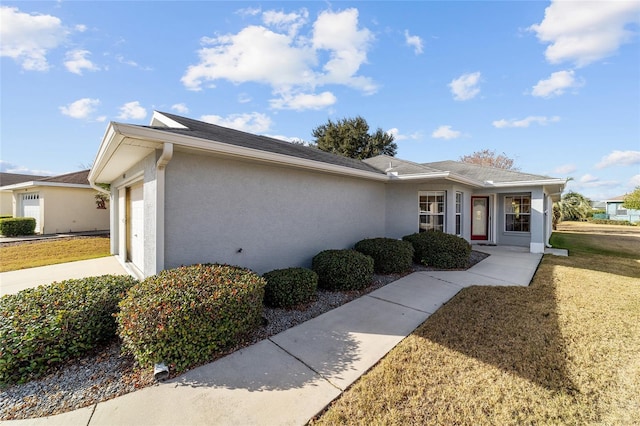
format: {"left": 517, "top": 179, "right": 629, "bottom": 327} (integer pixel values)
{"left": 391, "top": 172, "right": 484, "bottom": 187}
{"left": 0, "top": 182, "right": 91, "bottom": 190}
{"left": 108, "top": 124, "right": 389, "bottom": 182}
{"left": 488, "top": 178, "right": 567, "bottom": 188}
{"left": 150, "top": 111, "right": 188, "bottom": 128}
{"left": 89, "top": 122, "right": 123, "bottom": 184}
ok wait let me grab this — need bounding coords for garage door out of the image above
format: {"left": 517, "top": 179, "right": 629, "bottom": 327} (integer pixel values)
{"left": 21, "top": 193, "right": 41, "bottom": 233}
{"left": 126, "top": 183, "right": 144, "bottom": 272}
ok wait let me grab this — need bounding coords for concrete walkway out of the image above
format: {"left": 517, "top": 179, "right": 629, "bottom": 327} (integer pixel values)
{"left": 0, "top": 257, "right": 128, "bottom": 296}
{"left": 2, "top": 246, "right": 546, "bottom": 426}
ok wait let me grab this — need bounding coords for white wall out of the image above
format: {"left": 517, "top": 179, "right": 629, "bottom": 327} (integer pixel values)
{"left": 163, "top": 153, "right": 387, "bottom": 274}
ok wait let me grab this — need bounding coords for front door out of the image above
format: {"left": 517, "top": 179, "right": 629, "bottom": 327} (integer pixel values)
{"left": 471, "top": 196, "right": 489, "bottom": 240}
{"left": 126, "top": 183, "right": 144, "bottom": 271}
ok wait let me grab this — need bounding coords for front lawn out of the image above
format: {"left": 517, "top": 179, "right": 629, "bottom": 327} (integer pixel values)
{"left": 0, "top": 237, "right": 110, "bottom": 272}
{"left": 314, "top": 225, "right": 640, "bottom": 424}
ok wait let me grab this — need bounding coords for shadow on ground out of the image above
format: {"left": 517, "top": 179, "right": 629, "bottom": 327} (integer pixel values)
{"left": 419, "top": 258, "right": 579, "bottom": 393}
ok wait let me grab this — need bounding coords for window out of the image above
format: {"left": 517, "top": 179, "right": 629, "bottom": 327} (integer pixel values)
{"left": 419, "top": 191, "right": 445, "bottom": 232}
{"left": 455, "top": 192, "right": 463, "bottom": 235}
{"left": 505, "top": 195, "right": 530, "bottom": 232}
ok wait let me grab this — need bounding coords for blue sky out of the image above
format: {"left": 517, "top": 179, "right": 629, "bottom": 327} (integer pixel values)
{"left": 1, "top": 1, "right": 639, "bottom": 201}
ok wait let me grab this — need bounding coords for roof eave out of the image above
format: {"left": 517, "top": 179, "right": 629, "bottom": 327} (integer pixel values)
{"left": 390, "top": 171, "right": 484, "bottom": 187}
{"left": 90, "top": 123, "right": 388, "bottom": 184}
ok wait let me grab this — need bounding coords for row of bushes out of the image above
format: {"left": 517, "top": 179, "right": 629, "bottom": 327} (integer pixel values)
{"left": 0, "top": 217, "right": 35, "bottom": 237}
{"left": 587, "top": 218, "right": 638, "bottom": 226}
{"left": 0, "top": 275, "right": 138, "bottom": 385}
{"left": 2, "top": 230, "right": 471, "bottom": 385}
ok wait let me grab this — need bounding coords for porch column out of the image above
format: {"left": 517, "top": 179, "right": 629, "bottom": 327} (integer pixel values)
{"left": 530, "top": 188, "right": 545, "bottom": 253}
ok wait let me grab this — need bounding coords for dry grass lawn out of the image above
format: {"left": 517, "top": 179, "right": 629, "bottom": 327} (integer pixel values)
{"left": 0, "top": 237, "right": 110, "bottom": 272}
{"left": 314, "top": 224, "right": 640, "bottom": 425}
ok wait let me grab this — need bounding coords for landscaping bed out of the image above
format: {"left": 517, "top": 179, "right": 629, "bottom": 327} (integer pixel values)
{"left": 0, "top": 251, "right": 488, "bottom": 420}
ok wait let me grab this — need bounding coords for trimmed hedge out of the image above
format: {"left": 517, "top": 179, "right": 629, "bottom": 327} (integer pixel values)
{"left": 403, "top": 230, "right": 471, "bottom": 269}
{"left": 0, "top": 275, "right": 137, "bottom": 385}
{"left": 587, "top": 218, "right": 637, "bottom": 226}
{"left": 116, "top": 264, "right": 265, "bottom": 372}
{"left": 354, "top": 237, "right": 414, "bottom": 274}
{"left": 312, "top": 249, "right": 374, "bottom": 291}
{"left": 0, "top": 217, "right": 36, "bottom": 237}
{"left": 263, "top": 267, "right": 318, "bottom": 308}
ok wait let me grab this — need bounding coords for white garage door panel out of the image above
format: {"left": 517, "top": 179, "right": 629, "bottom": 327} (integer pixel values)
{"left": 22, "top": 193, "right": 41, "bottom": 233}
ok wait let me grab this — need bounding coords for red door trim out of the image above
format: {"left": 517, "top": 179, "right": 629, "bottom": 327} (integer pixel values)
{"left": 471, "top": 196, "right": 489, "bottom": 240}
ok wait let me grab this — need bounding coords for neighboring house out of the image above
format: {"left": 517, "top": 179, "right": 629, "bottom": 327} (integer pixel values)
{"left": 89, "top": 111, "right": 566, "bottom": 278}
{"left": 0, "top": 170, "right": 110, "bottom": 234}
{"left": 0, "top": 172, "right": 49, "bottom": 216}
{"left": 603, "top": 195, "right": 640, "bottom": 222}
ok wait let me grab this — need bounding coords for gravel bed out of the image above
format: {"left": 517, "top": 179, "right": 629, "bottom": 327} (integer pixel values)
{"left": 0, "top": 251, "right": 488, "bottom": 420}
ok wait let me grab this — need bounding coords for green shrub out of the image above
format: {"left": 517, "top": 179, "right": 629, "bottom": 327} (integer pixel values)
{"left": 403, "top": 230, "right": 471, "bottom": 269}
{"left": 0, "top": 217, "right": 36, "bottom": 237}
{"left": 0, "top": 275, "right": 137, "bottom": 386}
{"left": 354, "top": 237, "right": 414, "bottom": 274}
{"left": 263, "top": 267, "right": 318, "bottom": 308}
{"left": 0, "top": 215, "right": 12, "bottom": 219}
{"left": 312, "top": 249, "right": 374, "bottom": 291}
{"left": 116, "top": 264, "right": 265, "bottom": 372}
{"left": 587, "top": 218, "right": 637, "bottom": 226}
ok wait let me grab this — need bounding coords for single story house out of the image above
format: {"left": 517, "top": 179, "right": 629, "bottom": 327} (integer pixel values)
{"left": 0, "top": 170, "right": 110, "bottom": 234}
{"left": 89, "top": 111, "right": 566, "bottom": 278}
{"left": 0, "top": 172, "right": 49, "bottom": 216}
{"left": 602, "top": 195, "right": 640, "bottom": 222}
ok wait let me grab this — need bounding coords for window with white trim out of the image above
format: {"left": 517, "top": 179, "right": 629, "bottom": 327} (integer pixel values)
{"left": 419, "top": 191, "right": 445, "bottom": 232}
{"left": 455, "top": 192, "right": 463, "bottom": 235}
{"left": 505, "top": 195, "right": 531, "bottom": 232}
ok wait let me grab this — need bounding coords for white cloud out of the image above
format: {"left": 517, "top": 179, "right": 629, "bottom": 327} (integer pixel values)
{"left": 387, "top": 128, "right": 421, "bottom": 141}
{"left": 0, "top": 160, "right": 54, "bottom": 176}
{"left": 629, "top": 174, "right": 640, "bottom": 187}
{"left": 449, "top": 72, "right": 481, "bottom": 101}
{"left": 238, "top": 93, "right": 252, "bottom": 104}
{"left": 262, "top": 9, "right": 308, "bottom": 36}
{"left": 553, "top": 164, "right": 577, "bottom": 175}
{"left": 171, "top": 103, "right": 189, "bottom": 114}
{"left": 530, "top": 1, "right": 640, "bottom": 67}
{"left": 531, "top": 70, "right": 583, "bottom": 98}
{"left": 64, "top": 49, "right": 99, "bottom": 75}
{"left": 596, "top": 150, "right": 640, "bottom": 169}
{"left": 492, "top": 115, "right": 560, "bottom": 128}
{"left": 59, "top": 98, "right": 100, "bottom": 119}
{"left": 431, "top": 125, "right": 461, "bottom": 140}
{"left": 181, "top": 8, "right": 376, "bottom": 110}
{"left": 580, "top": 174, "right": 599, "bottom": 183}
{"left": 117, "top": 101, "right": 147, "bottom": 120}
{"left": 0, "top": 6, "right": 69, "bottom": 71}
{"left": 404, "top": 30, "right": 423, "bottom": 54}
{"left": 200, "top": 112, "right": 272, "bottom": 133}
{"left": 270, "top": 91, "right": 336, "bottom": 110}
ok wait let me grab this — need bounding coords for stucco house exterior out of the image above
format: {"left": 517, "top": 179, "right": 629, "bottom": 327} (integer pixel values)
{"left": 89, "top": 112, "right": 566, "bottom": 278}
{"left": 0, "top": 170, "right": 110, "bottom": 234}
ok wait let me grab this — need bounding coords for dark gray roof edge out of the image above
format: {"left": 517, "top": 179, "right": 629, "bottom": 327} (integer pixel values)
{"left": 148, "top": 112, "right": 385, "bottom": 175}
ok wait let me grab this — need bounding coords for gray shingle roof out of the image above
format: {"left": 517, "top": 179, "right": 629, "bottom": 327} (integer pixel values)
{"left": 149, "top": 112, "right": 385, "bottom": 175}
{"left": 0, "top": 172, "right": 49, "bottom": 187}
{"left": 424, "top": 160, "right": 556, "bottom": 183}
{"left": 363, "top": 155, "right": 443, "bottom": 175}
{"left": 39, "top": 170, "right": 90, "bottom": 185}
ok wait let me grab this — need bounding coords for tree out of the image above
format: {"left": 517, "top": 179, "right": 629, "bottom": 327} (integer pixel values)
{"left": 622, "top": 186, "right": 640, "bottom": 210}
{"left": 460, "top": 149, "right": 519, "bottom": 170}
{"left": 554, "top": 191, "right": 592, "bottom": 223}
{"left": 312, "top": 116, "right": 397, "bottom": 160}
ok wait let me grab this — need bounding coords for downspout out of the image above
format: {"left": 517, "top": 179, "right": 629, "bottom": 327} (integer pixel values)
{"left": 155, "top": 143, "right": 173, "bottom": 274}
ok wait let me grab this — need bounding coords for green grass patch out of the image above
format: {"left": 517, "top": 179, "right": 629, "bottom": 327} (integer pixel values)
{"left": 314, "top": 228, "right": 640, "bottom": 425}
{"left": 0, "top": 237, "right": 110, "bottom": 272}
